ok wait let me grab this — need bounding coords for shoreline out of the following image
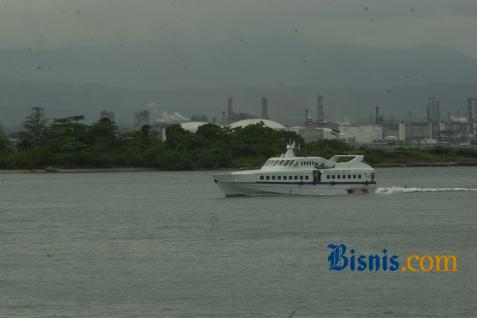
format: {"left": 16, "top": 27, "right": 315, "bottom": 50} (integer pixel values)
{"left": 0, "top": 167, "right": 160, "bottom": 174}
{"left": 372, "top": 162, "right": 477, "bottom": 168}
{"left": 1, "top": 162, "right": 476, "bottom": 174}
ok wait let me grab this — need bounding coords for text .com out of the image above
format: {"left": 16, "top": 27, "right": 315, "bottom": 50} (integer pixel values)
{"left": 327, "top": 243, "right": 457, "bottom": 272}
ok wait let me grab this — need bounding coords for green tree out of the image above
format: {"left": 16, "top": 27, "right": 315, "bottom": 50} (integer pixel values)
{"left": 19, "top": 107, "right": 49, "bottom": 150}
{"left": 88, "top": 118, "right": 119, "bottom": 151}
{"left": 0, "top": 129, "right": 15, "bottom": 169}
{"left": 79, "top": 118, "right": 119, "bottom": 166}
{"left": 116, "top": 125, "right": 162, "bottom": 166}
{"left": 47, "top": 116, "right": 90, "bottom": 165}
{"left": 165, "top": 124, "right": 206, "bottom": 151}
{"left": 0, "top": 129, "right": 12, "bottom": 154}
{"left": 196, "top": 124, "right": 229, "bottom": 143}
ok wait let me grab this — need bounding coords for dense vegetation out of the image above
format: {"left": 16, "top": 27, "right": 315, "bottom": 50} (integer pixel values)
{"left": 306, "top": 141, "right": 477, "bottom": 166}
{"left": 0, "top": 107, "right": 302, "bottom": 170}
{"left": 1, "top": 107, "right": 476, "bottom": 170}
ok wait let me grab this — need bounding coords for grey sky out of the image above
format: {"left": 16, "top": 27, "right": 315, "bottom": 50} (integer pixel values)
{"left": 1, "top": 0, "right": 477, "bottom": 56}
{"left": 2, "top": 0, "right": 477, "bottom": 126}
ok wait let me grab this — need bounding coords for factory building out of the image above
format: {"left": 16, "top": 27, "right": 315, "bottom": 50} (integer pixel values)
{"left": 468, "top": 98, "right": 477, "bottom": 136}
{"left": 304, "top": 94, "right": 327, "bottom": 128}
{"left": 338, "top": 124, "right": 383, "bottom": 145}
{"left": 441, "top": 116, "right": 468, "bottom": 144}
{"left": 288, "top": 127, "right": 337, "bottom": 143}
{"left": 225, "top": 97, "right": 253, "bottom": 124}
{"left": 426, "top": 97, "right": 440, "bottom": 139}
{"left": 190, "top": 114, "right": 209, "bottom": 122}
{"left": 292, "top": 122, "right": 382, "bottom": 145}
{"left": 408, "top": 122, "right": 432, "bottom": 142}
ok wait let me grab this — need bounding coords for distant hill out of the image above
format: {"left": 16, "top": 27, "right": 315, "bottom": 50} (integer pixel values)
{"left": 1, "top": 79, "right": 476, "bottom": 129}
{"left": 1, "top": 43, "right": 477, "bottom": 127}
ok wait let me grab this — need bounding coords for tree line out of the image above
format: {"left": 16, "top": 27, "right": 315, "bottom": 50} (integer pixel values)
{"left": 0, "top": 107, "right": 303, "bottom": 170}
{"left": 1, "top": 107, "right": 476, "bottom": 170}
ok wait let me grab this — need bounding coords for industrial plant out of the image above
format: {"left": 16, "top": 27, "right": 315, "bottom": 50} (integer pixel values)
{"left": 98, "top": 94, "right": 477, "bottom": 148}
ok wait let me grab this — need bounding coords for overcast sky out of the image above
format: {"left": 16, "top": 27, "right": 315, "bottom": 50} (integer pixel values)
{"left": 1, "top": 0, "right": 477, "bottom": 56}
{"left": 1, "top": 1, "right": 477, "bottom": 124}
{"left": 1, "top": 0, "right": 477, "bottom": 91}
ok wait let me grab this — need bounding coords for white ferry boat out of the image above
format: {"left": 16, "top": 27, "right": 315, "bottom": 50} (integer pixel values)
{"left": 213, "top": 143, "right": 376, "bottom": 196}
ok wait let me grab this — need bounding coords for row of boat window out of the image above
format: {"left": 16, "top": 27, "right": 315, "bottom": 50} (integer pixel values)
{"left": 260, "top": 175, "right": 310, "bottom": 181}
{"left": 259, "top": 174, "right": 364, "bottom": 181}
{"left": 326, "top": 174, "right": 362, "bottom": 180}
{"left": 264, "top": 160, "right": 317, "bottom": 167}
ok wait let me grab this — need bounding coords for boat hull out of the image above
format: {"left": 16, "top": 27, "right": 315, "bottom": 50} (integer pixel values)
{"left": 213, "top": 174, "right": 375, "bottom": 196}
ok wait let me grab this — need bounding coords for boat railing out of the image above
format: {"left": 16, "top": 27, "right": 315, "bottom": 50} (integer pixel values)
{"left": 328, "top": 155, "right": 364, "bottom": 164}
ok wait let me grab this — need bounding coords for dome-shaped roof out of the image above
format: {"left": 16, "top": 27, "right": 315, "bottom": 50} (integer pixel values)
{"left": 180, "top": 121, "right": 210, "bottom": 133}
{"left": 228, "top": 119, "right": 287, "bottom": 130}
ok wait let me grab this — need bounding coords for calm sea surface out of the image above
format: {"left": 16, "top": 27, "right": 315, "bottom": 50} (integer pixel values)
{"left": 0, "top": 167, "right": 476, "bottom": 317}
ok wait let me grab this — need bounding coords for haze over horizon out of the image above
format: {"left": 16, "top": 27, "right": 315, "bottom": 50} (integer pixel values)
{"left": 1, "top": 0, "right": 477, "bottom": 126}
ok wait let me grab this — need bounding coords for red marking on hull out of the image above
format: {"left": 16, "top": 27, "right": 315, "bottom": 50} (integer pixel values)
{"left": 346, "top": 189, "right": 354, "bottom": 194}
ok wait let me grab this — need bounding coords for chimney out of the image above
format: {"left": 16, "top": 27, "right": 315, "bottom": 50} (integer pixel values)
{"left": 226, "top": 97, "right": 233, "bottom": 125}
{"left": 305, "top": 108, "right": 312, "bottom": 126}
{"left": 227, "top": 97, "right": 233, "bottom": 115}
{"left": 261, "top": 97, "right": 269, "bottom": 119}
{"left": 317, "top": 94, "right": 324, "bottom": 126}
{"left": 375, "top": 106, "right": 383, "bottom": 126}
{"left": 221, "top": 111, "right": 226, "bottom": 125}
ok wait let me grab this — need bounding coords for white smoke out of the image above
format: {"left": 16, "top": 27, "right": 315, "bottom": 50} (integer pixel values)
{"left": 337, "top": 118, "right": 351, "bottom": 126}
{"left": 450, "top": 116, "right": 467, "bottom": 124}
{"left": 144, "top": 101, "right": 160, "bottom": 119}
{"left": 155, "top": 111, "right": 190, "bottom": 125}
{"left": 376, "top": 186, "right": 477, "bottom": 195}
{"left": 146, "top": 101, "right": 158, "bottom": 108}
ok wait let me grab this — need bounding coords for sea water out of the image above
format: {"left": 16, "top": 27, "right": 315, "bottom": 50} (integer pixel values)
{"left": 0, "top": 167, "right": 476, "bottom": 317}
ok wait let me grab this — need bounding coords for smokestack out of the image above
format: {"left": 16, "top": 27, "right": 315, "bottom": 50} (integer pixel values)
{"left": 375, "top": 106, "right": 383, "bottom": 126}
{"left": 221, "top": 111, "right": 226, "bottom": 125}
{"left": 261, "top": 97, "right": 269, "bottom": 119}
{"left": 468, "top": 98, "right": 476, "bottom": 135}
{"left": 317, "top": 94, "right": 324, "bottom": 126}
{"left": 134, "top": 110, "right": 150, "bottom": 131}
{"left": 226, "top": 97, "right": 233, "bottom": 125}
{"left": 227, "top": 97, "right": 233, "bottom": 114}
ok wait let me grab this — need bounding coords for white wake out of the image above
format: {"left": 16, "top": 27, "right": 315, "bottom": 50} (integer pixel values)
{"left": 376, "top": 186, "right": 477, "bottom": 195}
